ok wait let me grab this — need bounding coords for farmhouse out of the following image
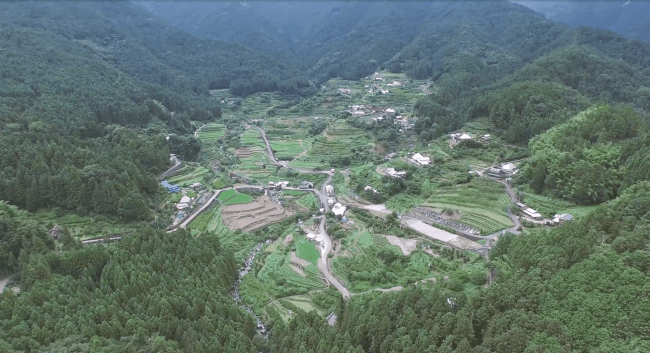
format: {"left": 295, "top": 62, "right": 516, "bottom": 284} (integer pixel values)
{"left": 385, "top": 167, "right": 407, "bottom": 178}
{"left": 176, "top": 195, "right": 192, "bottom": 210}
{"left": 552, "top": 213, "right": 574, "bottom": 225}
{"left": 521, "top": 207, "right": 542, "bottom": 219}
{"left": 49, "top": 225, "right": 61, "bottom": 239}
{"left": 449, "top": 133, "right": 472, "bottom": 141}
{"left": 332, "top": 203, "right": 347, "bottom": 216}
{"left": 482, "top": 134, "right": 491, "bottom": 142}
{"left": 299, "top": 181, "right": 314, "bottom": 189}
{"left": 488, "top": 162, "right": 519, "bottom": 179}
{"left": 411, "top": 153, "right": 431, "bottom": 166}
{"left": 325, "top": 185, "right": 334, "bottom": 196}
{"left": 161, "top": 180, "right": 181, "bottom": 193}
{"left": 191, "top": 182, "right": 202, "bottom": 190}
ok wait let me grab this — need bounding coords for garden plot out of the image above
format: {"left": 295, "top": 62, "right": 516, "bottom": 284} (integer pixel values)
{"left": 221, "top": 195, "right": 291, "bottom": 232}
{"left": 270, "top": 140, "right": 305, "bottom": 160}
{"left": 196, "top": 123, "right": 226, "bottom": 142}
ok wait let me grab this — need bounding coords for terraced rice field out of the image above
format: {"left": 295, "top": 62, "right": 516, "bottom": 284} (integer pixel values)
{"left": 240, "top": 129, "right": 266, "bottom": 148}
{"left": 270, "top": 140, "right": 304, "bottom": 160}
{"left": 196, "top": 123, "right": 227, "bottom": 141}
{"left": 221, "top": 195, "right": 290, "bottom": 232}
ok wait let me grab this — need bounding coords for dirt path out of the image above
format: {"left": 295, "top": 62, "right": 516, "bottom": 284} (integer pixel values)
{"left": 194, "top": 124, "right": 206, "bottom": 138}
{"left": 0, "top": 274, "right": 15, "bottom": 294}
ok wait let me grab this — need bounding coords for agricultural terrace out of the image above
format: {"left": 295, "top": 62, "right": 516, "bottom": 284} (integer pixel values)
{"left": 239, "top": 234, "right": 325, "bottom": 308}
{"left": 270, "top": 140, "right": 305, "bottom": 160}
{"left": 422, "top": 178, "right": 514, "bottom": 235}
{"left": 167, "top": 164, "right": 209, "bottom": 187}
{"left": 233, "top": 129, "right": 274, "bottom": 179}
{"left": 289, "top": 119, "right": 372, "bottom": 169}
{"left": 196, "top": 123, "right": 227, "bottom": 142}
{"left": 221, "top": 195, "right": 291, "bottom": 232}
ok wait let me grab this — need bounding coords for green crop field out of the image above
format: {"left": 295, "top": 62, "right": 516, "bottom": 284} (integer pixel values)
{"left": 223, "top": 193, "right": 255, "bottom": 205}
{"left": 270, "top": 140, "right": 304, "bottom": 160}
{"left": 196, "top": 123, "right": 227, "bottom": 142}
{"left": 218, "top": 189, "right": 236, "bottom": 201}
{"left": 296, "top": 238, "right": 320, "bottom": 265}
{"left": 240, "top": 129, "right": 266, "bottom": 148}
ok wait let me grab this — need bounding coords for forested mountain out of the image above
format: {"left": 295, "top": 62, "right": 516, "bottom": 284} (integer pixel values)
{"left": 2, "top": 1, "right": 650, "bottom": 352}
{"left": 271, "top": 183, "right": 650, "bottom": 352}
{"left": 0, "top": 1, "right": 316, "bottom": 220}
{"left": 514, "top": 1, "right": 650, "bottom": 44}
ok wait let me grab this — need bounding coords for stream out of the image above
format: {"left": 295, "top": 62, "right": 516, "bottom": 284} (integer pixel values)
{"left": 230, "top": 241, "right": 271, "bottom": 339}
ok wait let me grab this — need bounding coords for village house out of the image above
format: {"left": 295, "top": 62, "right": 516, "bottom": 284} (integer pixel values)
{"left": 325, "top": 185, "right": 334, "bottom": 196}
{"left": 482, "top": 134, "right": 491, "bottom": 142}
{"left": 449, "top": 133, "right": 472, "bottom": 142}
{"left": 551, "top": 213, "right": 574, "bottom": 225}
{"left": 411, "top": 153, "right": 431, "bottom": 166}
{"left": 385, "top": 167, "right": 407, "bottom": 178}
{"left": 488, "top": 162, "right": 518, "bottom": 179}
{"left": 364, "top": 185, "right": 379, "bottom": 193}
{"left": 190, "top": 182, "right": 202, "bottom": 190}
{"left": 332, "top": 203, "right": 347, "bottom": 216}
{"left": 299, "top": 180, "right": 314, "bottom": 189}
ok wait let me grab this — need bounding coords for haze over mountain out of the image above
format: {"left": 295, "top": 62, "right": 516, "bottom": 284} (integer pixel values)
{"left": 513, "top": 0, "right": 650, "bottom": 43}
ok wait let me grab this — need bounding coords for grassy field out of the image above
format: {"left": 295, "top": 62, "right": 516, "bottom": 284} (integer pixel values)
{"left": 223, "top": 193, "right": 255, "bottom": 205}
{"left": 295, "top": 237, "right": 320, "bottom": 265}
{"left": 270, "top": 140, "right": 304, "bottom": 160}
{"left": 240, "top": 129, "right": 266, "bottom": 148}
{"left": 196, "top": 123, "right": 227, "bottom": 142}
{"left": 218, "top": 189, "right": 236, "bottom": 201}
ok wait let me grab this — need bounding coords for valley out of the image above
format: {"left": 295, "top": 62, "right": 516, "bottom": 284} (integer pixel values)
{"left": 2, "top": 1, "right": 650, "bottom": 352}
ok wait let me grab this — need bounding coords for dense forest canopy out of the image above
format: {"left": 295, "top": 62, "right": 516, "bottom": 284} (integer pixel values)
{"left": 1, "top": 1, "right": 650, "bottom": 352}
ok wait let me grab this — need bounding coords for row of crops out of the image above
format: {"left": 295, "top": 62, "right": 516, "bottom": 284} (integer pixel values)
{"left": 270, "top": 140, "right": 304, "bottom": 160}
{"left": 167, "top": 165, "right": 209, "bottom": 187}
{"left": 458, "top": 213, "right": 509, "bottom": 235}
{"left": 196, "top": 123, "right": 227, "bottom": 142}
{"left": 279, "top": 265, "right": 324, "bottom": 289}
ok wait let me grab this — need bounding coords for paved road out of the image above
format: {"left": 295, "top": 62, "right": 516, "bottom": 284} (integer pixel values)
{"left": 167, "top": 189, "right": 226, "bottom": 232}
{"left": 483, "top": 175, "right": 522, "bottom": 247}
{"left": 0, "top": 274, "right": 15, "bottom": 294}
{"left": 162, "top": 154, "right": 182, "bottom": 178}
{"left": 314, "top": 216, "right": 350, "bottom": 300}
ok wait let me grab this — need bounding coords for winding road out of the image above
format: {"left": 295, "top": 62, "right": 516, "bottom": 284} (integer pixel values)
{"left": 253, "top": 126, "right": 348, "bottom": 297}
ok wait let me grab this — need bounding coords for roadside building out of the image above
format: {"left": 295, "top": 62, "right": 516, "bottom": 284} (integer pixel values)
{"left": 299, "top": 181, "right": 314, "bottom": 189}
{"left": 488, "top": 163, "right": 519, "bottom": 179}
{"left": 190, "top": 182, "right": 202, "bottom": 190}
{"left": 521, "top": 207, "right": 542, "bottom": 219}
{"left": 325, "top": 185, "right": 334, "bottom": 196}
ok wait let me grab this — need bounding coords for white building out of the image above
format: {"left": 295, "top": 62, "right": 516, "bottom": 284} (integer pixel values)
{"left": 325, "top": 185, "right": 334, "bottom": 196}
{"left": 386, "top": 167, "right": 407, "bottom": 178}
{"left": 364, "top": 185, "right": 379, "bottom": 193}
{"left": 176, "top": 195, "right": 192, "bottom": 210}
{"left": 332, "top": 203, "right": 347, "bottom": 216}
{"left": 412, "top": 153, "right": 431, "bottom": 166}
{"left": 385, "top": 108, "right": 395, "bottom": 113}
{"left": 552, "top": 213, "right": 574, "bottom": 225}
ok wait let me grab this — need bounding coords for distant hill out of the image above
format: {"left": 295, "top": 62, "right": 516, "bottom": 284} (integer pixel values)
{"left": 513, "top": 0, "right": 650, "bottom": 44}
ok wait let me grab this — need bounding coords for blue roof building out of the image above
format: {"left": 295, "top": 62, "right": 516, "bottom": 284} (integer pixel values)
{"left": 161, "top": 180, "right": 181, "bottom": 193}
